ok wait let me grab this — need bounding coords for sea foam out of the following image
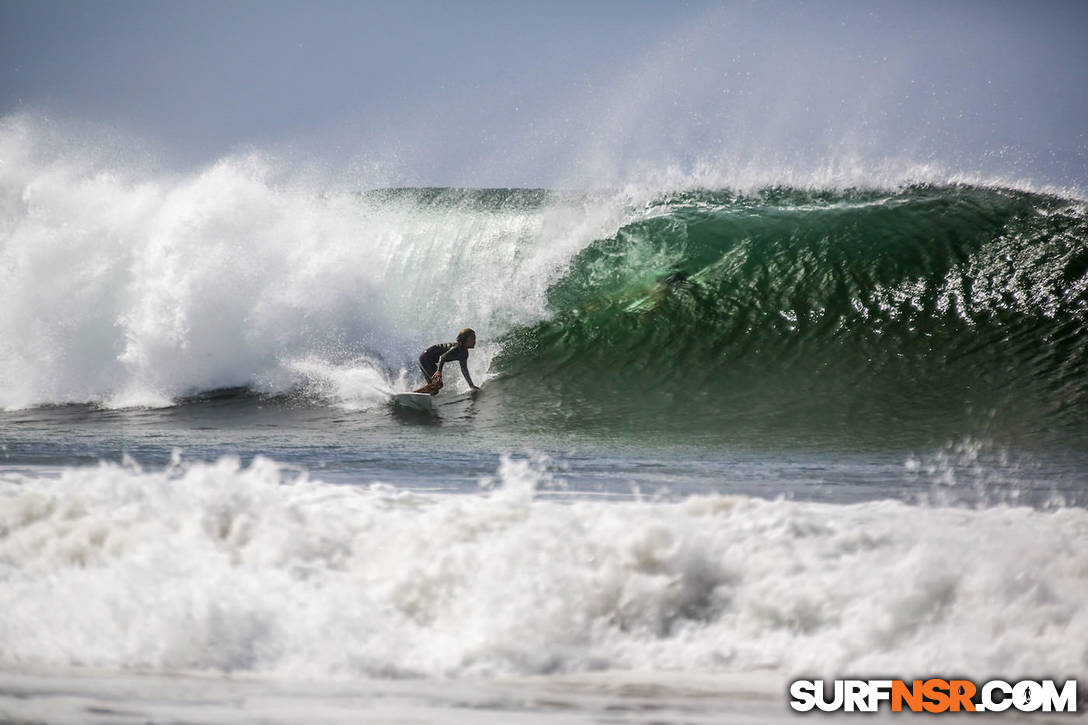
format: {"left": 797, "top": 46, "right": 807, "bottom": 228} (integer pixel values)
{"left": 1, "top": 456, "right": 1084, "bottom": 680}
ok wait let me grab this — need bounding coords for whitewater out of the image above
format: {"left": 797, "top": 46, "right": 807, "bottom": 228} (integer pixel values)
{"left": 0, "top": 119, "right": 629, "bottom": 411}
{"left": 2, "top": 116, "right": 1087, "bottom": 722}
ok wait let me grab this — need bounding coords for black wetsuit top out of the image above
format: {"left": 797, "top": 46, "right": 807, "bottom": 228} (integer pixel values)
{"left": 419, "top": 343, "right": 475, "bottom": 387}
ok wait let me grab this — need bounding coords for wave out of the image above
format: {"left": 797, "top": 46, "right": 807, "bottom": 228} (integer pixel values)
{"left": 1, "top": 456, "right": 1084, "bottom": 679}
{"left": 3, "top": 117, "right": 1086, "bottom": 450}
{"left": 495, "top": 185, "right": 1088, "bottom": 446}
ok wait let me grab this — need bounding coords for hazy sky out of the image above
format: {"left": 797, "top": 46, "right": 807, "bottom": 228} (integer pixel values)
{"left": 2, "top": 0, "right": 1086, "bottom": 188}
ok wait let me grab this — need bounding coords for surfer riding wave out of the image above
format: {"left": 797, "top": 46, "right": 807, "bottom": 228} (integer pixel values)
{"left": 414, "top": 328, "right": 479, "bottom": 395}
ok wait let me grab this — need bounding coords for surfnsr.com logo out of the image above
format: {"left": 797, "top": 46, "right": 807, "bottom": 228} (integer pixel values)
{"left": 789, "top": 679, "right": 1078, "bottom": 713}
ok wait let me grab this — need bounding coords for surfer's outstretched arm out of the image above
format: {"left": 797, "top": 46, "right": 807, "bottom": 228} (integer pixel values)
{"left": 459, "top": 359, "right": 478, "bottom": 390}
{"left": 434, "top": 348, "right": 478, "bottom": 390}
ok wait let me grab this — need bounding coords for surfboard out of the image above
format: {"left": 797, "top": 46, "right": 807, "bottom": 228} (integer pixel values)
{"left": 437, "top": 388, "right": 480, "bottom": 406}
{"left": 372, "top": 384, "right": 478, "bottom": 414}
{"left": 390, "top": 391, "right": 437, "bottom": 413}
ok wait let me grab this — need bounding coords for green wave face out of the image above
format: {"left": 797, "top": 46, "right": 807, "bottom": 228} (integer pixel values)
{"left": 495, "top": 186, "right": 1088, "bottom": 448}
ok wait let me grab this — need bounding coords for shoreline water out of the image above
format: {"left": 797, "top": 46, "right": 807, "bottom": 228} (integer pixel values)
{"left": 0, "top": 669, "right": 796, "bottom": 725}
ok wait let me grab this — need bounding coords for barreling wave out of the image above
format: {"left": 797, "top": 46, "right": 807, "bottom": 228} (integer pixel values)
{"left": 3, "top": 113, "right": 1086, "bottom": 446}
{"left": 495, "top": 185, "right": 1088, "bottom": 447}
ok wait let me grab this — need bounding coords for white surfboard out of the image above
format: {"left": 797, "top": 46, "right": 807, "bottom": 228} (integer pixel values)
{"left": 390, "top": 391, "right": 437, "bottom": 413}
{"left": 372, "top": 385, "right": 477, "bottom": 414}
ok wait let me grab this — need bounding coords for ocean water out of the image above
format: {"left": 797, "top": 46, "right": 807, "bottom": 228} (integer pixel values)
{"left": 1, "top": 119, "right": 1087, "bottom": 723}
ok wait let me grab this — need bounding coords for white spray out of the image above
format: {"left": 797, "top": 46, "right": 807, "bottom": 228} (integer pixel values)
{"left": 0, "top": 116, "right": 630, "bottom": 409}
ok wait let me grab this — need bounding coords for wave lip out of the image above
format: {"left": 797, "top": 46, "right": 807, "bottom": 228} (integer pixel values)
{"left": 1, "top": 456, "right": 1085, "bottom": 679}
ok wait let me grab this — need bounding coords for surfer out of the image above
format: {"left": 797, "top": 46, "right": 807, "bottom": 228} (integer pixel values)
{"left": 413, "top": 328, "right": 479, "bottom": 395}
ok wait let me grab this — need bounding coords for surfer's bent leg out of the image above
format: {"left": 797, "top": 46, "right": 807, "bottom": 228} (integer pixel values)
{"left": 419, "top": 356, "right": 438, "bottom": 382}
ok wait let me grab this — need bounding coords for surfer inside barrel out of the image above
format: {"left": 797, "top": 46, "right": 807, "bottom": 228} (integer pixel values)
{"left": 414, "top": 328, "right": 479, "bottom": 395}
